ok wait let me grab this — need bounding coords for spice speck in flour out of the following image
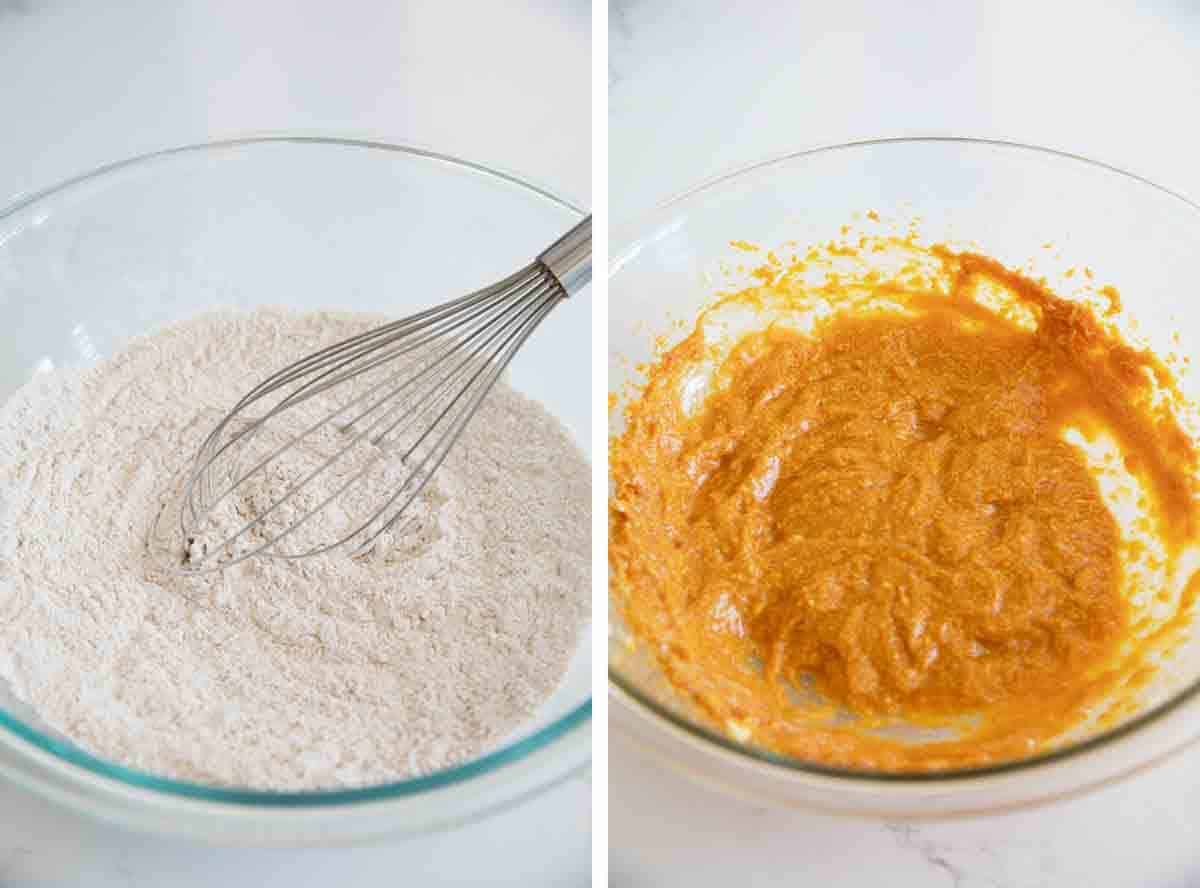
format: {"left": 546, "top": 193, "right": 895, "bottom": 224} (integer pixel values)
{"left": 0, "top": 309, "right": 589, "bottom": 789}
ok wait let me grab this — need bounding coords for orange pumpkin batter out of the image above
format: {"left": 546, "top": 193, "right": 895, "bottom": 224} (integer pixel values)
{"left": 610, "top": 240, "right": 1200, "bottom": 770}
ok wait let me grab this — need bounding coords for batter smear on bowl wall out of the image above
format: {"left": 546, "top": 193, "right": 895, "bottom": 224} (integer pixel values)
{"left": 609, "top": 230, "right": 1200, "bottom": 771}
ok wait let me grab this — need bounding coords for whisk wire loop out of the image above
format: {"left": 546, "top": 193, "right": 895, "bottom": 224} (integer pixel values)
{"left": 175, "top": 220, "right": 584, "bottom": 574}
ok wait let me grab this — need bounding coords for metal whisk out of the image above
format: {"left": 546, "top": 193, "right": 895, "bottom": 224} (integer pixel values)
{"left": 177, "top": 216, "right": 590, "bottom": 572}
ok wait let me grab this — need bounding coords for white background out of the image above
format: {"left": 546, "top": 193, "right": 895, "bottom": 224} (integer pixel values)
{"left": 609, "top": 1, "right": 1200, "bottom": 886}
{"left": 0, "top": 1, "right": 591, "bottom": 886}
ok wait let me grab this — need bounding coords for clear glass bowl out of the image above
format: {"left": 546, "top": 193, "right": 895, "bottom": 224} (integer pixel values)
{"left": 0, "top": 137, "right": 591, "bottom": 843}
{"left": 609, "top": 137, "right": 1200, "bottom": 816}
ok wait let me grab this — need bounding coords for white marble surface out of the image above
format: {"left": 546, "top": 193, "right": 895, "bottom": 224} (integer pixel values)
{"left": 610, "top": 0, "right": 1200, "bottom": 217}
{"left": 609, "top": 1, "right": 1200, "bottom": 886}
{"left": 611, "top": 730, "right": 1200, "bottom": 888}
{"left": 0, "top": 773, "right": 592, "bottom": 888}
{"left": 0, "top": 1, "right": 590, "bottom": 885}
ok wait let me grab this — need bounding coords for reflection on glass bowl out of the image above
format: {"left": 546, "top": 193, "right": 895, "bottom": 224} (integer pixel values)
{"left": 0, "top": 137, "right": 591, "bottom": 843}
{"left": 609, "top": 137, "right": 1200, "bottom": 816}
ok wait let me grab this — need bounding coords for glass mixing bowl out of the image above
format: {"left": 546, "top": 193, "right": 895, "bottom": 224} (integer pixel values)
{"left": 609, "top": 137, "right": 1200, "bottom": 816}
{"left": 0, "top": 137, "right": 591, "bottom": 843}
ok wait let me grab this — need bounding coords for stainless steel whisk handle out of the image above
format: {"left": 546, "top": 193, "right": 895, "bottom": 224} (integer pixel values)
{"left": 537, "top": 215, "right": 592, "bottom": 297}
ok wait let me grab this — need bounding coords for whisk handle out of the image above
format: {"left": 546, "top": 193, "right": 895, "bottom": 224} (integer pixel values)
{"left": 538, "top": 215, "right": 592, "bottom": 297}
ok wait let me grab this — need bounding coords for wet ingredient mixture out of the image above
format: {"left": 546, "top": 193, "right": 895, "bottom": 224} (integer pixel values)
{"left": 610, "top": 241, "right": 1200, "bottom": 770}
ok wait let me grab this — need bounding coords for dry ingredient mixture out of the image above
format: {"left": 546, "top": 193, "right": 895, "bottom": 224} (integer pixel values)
{"left": 610, "top": 237, "right": 1200, "bottom": 770}
{"left": 0, "top": 308, "right": 589, "bottom": 789}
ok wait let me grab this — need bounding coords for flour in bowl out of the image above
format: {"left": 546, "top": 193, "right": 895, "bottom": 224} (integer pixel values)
{"left": 0, "top": 308, "right": 589, "bottom": 789}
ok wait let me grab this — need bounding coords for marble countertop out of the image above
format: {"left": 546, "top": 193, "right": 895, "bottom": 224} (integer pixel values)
{"left": 0, "top": 1, "right": 590, "bottom": 885}
{"left": 611, "top": 729, "right": 1200, "bottom": 887}
{"left": 609, "top": 2, "right": 1200, "bottom": 886}
{"left": 610, "top": 0, "right": 1200, "bottom": 219}
{"left": 0, "top": 774, "right": 591, "bottom": 888}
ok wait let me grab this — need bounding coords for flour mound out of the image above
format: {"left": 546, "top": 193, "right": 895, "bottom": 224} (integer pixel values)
{"left": 0, "top": 309, "right": 589, "bottom": 789}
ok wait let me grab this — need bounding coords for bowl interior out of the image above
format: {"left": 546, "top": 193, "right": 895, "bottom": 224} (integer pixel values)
{"left": 609, "top": 138, "right": 1200, "bottom": 777}
{"left": 0, "top": 139, "right": 591, "bottom": 801}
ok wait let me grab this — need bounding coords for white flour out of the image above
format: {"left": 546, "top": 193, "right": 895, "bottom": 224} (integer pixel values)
{"left": 0, "top": 309, "right": 589, "bottom": 790}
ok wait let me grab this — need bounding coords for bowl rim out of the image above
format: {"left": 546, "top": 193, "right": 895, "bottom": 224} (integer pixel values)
{"left": 608, "top": 134, "right": 1200, "bottom": 784}
{"left": 0, "top": 134, "right": 591, "bottom": 807}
